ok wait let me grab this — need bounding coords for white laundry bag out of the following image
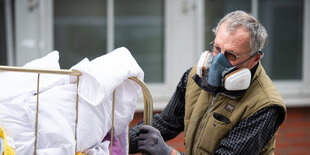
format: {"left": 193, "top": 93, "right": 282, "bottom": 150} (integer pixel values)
{"left": 0, "top": 47, "right": 143, "bottom": 155}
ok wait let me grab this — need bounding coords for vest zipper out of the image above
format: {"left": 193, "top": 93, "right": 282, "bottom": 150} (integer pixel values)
{"left": 192, "top": 94, "right": 219, "bottom": 154}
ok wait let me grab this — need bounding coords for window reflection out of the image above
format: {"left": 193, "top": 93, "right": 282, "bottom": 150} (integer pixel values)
{"left": 0, "top": 0, "right": 7, "bottom": 65}
{"left": 115, "top": 0, "right": 164, "bottom": 82}
{"left": 54, "top": 0, "right": 107, "bottom": 69}
{"left": 259, "top": 0, "right": 303, "bottom": 80}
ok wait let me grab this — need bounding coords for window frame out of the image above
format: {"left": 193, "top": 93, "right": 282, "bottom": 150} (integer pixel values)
{"left": 137, "top": 0, "right": 205, "bottom": 110}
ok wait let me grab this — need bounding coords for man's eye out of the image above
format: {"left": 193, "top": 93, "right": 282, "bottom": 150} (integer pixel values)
{"left": 215, "top": 46, "right": 221, "bottom": 52}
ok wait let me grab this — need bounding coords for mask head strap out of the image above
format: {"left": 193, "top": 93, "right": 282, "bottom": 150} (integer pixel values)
{"left": 234, "top": 51, "right": 262, "bottom": 68}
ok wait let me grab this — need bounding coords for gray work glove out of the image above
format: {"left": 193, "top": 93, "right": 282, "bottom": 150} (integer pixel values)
{"left": 138, "top": 125, "right": 172, "bottom": 155}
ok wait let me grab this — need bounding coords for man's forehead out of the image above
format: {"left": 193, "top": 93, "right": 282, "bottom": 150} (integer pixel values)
{"left": 216, "top": 25, "right": 250, "bottom": 43}
{"left": 215, "top": 23, "right": 250, "bottom": 54}
{"left": 219, "top": 22, "right": 249, "bottom": 35}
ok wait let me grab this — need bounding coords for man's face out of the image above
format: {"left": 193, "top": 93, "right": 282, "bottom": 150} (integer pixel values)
{"left": 212, "top": 22, "right": 258, "bottom": 69}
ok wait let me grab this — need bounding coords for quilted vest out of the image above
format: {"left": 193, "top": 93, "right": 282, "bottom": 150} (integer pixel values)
{"left": 184, "top": 63, "right": 286, "bottom": 155}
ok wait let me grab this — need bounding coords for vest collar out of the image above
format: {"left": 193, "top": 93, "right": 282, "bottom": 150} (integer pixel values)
{"left": 192, "top": 62, "right": 261, "bottom": 99}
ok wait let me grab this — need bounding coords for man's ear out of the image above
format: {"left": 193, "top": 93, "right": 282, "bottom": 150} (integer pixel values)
{"left": 250, "top": 52, "right": 261, "bottom": 69}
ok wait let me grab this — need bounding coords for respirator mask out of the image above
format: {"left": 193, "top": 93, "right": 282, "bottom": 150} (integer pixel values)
{"left": 197, "top": 51, "right": 252, "bottom": 91}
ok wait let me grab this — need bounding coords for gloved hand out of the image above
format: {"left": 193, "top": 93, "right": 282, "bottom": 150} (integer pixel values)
{"left": 138, "top": 125, "right": 172, "bottom": 155}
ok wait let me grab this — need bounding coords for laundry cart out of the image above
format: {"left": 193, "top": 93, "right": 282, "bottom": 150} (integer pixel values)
{"left": 0, "top": 65, "right": 153, "bottom": 155}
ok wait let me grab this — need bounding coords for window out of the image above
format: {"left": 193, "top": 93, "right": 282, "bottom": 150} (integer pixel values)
{"left": 259, "top": 0, "right": 303, "bottom": 80}
{"left": 205, "top": 0, "right": 303, "bottom": 81}
{"left": 115, "top": 0, "right": 164, "bottom": 82}
{"left": 54, "top": 0, "right": 164, "bottom": 83}
{"left": 0, "top": 0, "right": 7, "bottom": 65}
{"left": 204, "top": 0, "right": 310, "bottom": 106}
{"left": 54, "top": 0, "right": 108, "bottom": 69}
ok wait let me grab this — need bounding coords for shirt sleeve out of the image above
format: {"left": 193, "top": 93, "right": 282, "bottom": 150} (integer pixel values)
{"left": 129, "top": 68, "right": 191, "bottom": 154}
{"left": 214, "top": 106, "right": 282, "bottom": 155}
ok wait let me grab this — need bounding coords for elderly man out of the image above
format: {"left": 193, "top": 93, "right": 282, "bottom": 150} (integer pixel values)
{"left": 130, "top": 10, "right": 286, "bottom": 155}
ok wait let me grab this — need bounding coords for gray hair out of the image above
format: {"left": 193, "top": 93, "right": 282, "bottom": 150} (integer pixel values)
{"left": 212, "top": 10, "right": 268, "bottom": 55}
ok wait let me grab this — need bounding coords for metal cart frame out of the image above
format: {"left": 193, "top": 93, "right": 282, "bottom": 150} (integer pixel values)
{"left": 0, "top": 65, "right": 153, "bottom": 155}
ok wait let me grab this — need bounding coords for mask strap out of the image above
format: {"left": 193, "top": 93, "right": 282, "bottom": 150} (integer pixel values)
{"left": 234, "top": 51, "right": 260, "bottom": 68}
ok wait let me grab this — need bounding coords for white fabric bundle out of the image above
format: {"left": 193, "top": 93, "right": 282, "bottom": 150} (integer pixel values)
{"left": 0, "top": 47, "right": 143, "bottom": 155}
{"left": 0, "top": 52, "right": 67, "bottom": 103}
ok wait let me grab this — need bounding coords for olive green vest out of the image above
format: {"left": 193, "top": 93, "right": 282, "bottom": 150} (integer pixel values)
{"left": 184, "top": 63, "right": 286, "bottom": 155}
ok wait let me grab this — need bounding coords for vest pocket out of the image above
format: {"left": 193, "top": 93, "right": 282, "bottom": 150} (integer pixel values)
{"left": 213, "top": 112, "right": 231, "bottom": 124}
{"left": 197, "top": 112, "right": 232, "bottom": 153}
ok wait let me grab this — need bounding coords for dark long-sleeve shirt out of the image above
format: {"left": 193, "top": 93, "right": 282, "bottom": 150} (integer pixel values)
{"left": 130, "top": 68, "right": 282, "bottom": 154}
